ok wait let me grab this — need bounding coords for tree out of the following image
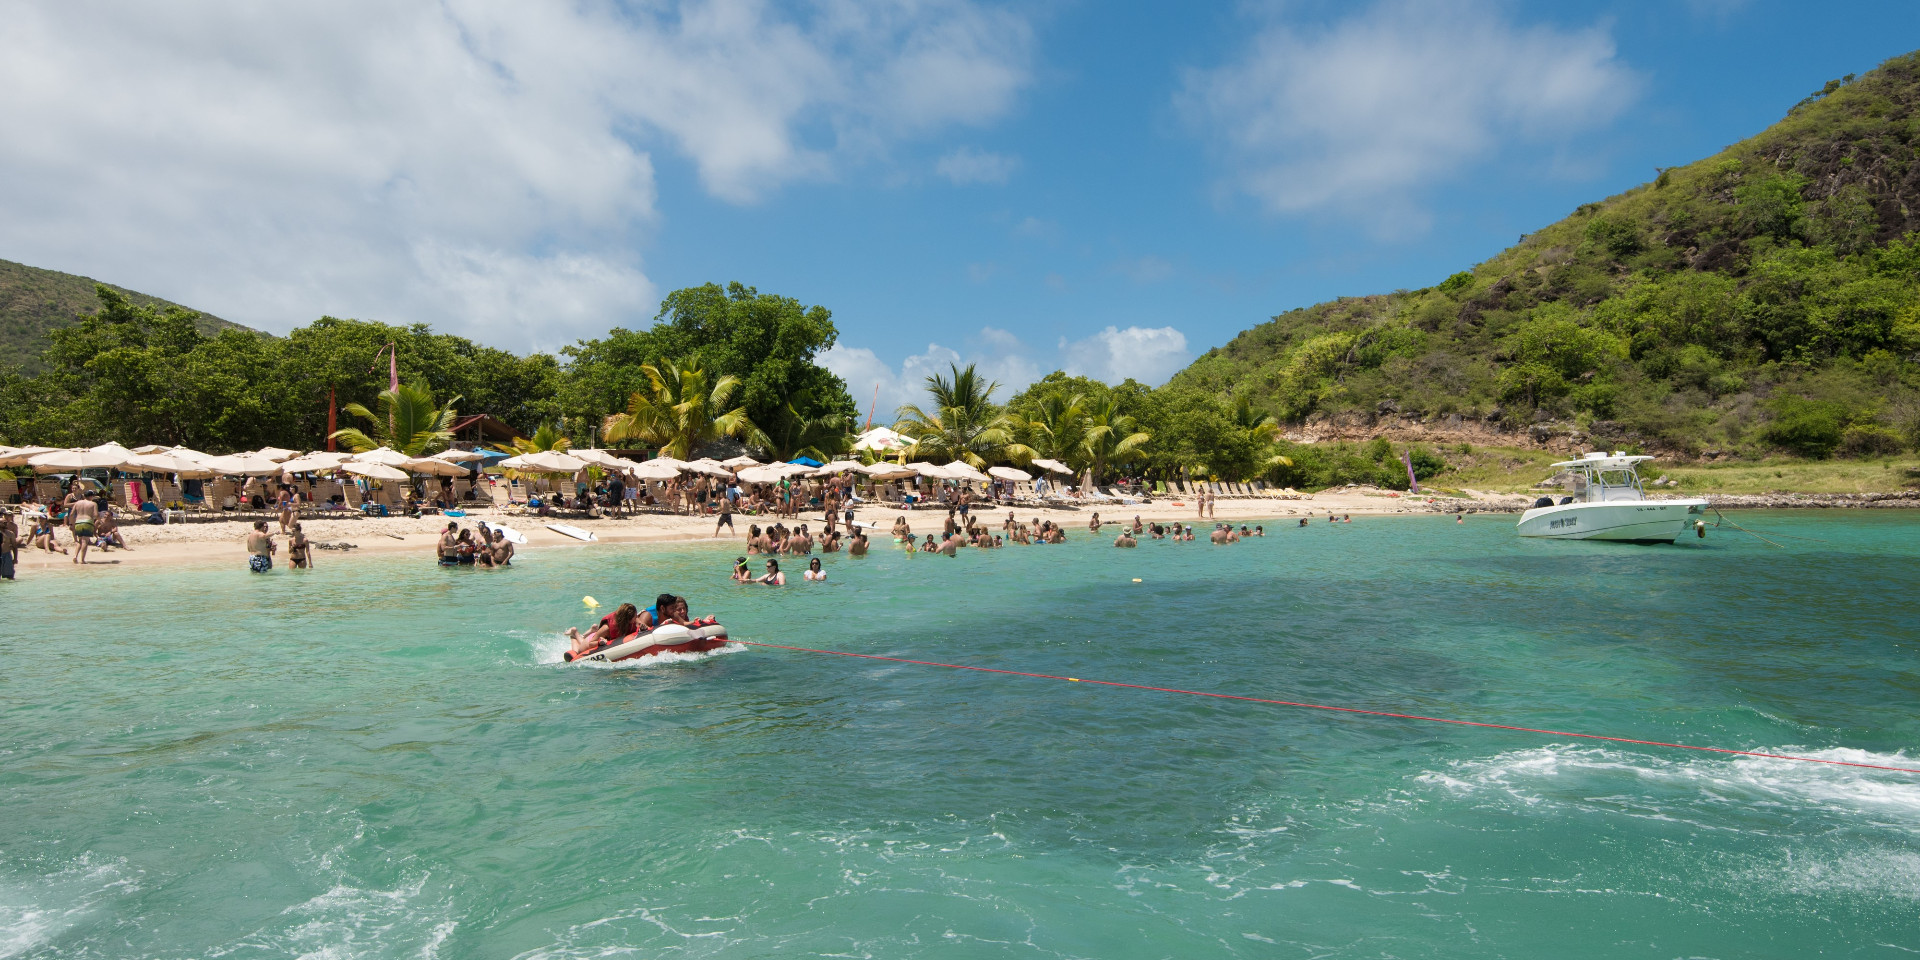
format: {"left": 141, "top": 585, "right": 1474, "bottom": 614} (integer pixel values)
{"left": 764, "top": 388, "right": 854, "bottom": 462}
{"left": 329, "top": 381, "right": 462, "bottom": 456}
{"left": 895, "top": 363, "right": 1031, "bottom": 467}
{"left": 1079, "top": 395, "right": 1150, "bottom": 482}
{"left": 1015, "top": 390, "right": 1088, "bottom": 466}
{"left": 602, "top": 358, "right": 767, "bottom": 459}
{"left": 510, "top": 424, "right": 572, "bottom": 456}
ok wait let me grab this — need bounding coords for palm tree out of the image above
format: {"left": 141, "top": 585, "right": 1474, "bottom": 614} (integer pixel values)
{"left": 329, "top": 381, "right": 461, "bottom": 457}
{"left": 895, "top": 363, "right": 1032, "bottom": 467}
{"left": 1017, "top": 390, "right": 1088, "bottom": 467}
{"left": 510, "top": 424, "right": 572, "bottom": 456}
{"left": 1080, "top": 396, "right": 1150, "bottom": 482}
{"left": 1228, "top": 394, "right": 1293, "bottom": 477}
{"left": 765, "top": 389, "right": 853, "bottom": 462}
{"left": 602, "top": 358, "right": 768, "bottom": 460}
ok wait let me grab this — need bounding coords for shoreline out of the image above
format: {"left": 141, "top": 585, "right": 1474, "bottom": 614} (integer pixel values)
{"left": 9, "top": 489, "right": 1917, "bottom": 577}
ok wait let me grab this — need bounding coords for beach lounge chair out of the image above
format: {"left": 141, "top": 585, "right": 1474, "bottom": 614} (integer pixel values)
{"left": 0, "top": 477, "right": 15, "bottom": 502}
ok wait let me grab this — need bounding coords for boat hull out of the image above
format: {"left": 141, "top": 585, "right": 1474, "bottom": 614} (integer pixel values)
{"left": 1516, "top": 499, "right": 1708, "bottom": 543}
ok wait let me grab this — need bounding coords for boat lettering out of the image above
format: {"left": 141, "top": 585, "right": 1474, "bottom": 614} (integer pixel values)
{"left": 1550, "top": 517, "right": 1579, "bottom": 529}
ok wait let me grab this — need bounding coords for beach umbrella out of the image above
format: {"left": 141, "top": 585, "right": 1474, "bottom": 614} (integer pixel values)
{"left": 811, "top": 460, "right": 863, "bottom": 476}
{"left": 1029, "top": 458, "right": 1075, "bottom": 475}
{"left": 629, "top": 459, "right": 682, "bottom": 481}
{"left": 735, "top": 465, "right": 788, "bottom": 484}
{"left": 166, "top": 446, "right": 217, "bottom": 464}
{"left": 252, "top": 447, "right": 298, "bottom": 461}
{"left": 641, "top": 455, "right": 688, "bottom": 470}
{"left": 682, "top": 458, "right": 732, "bottom": 478}
{"left": 199, "top": 453, "right": 285, "bottom": 476}
{"left": 906, "top": 462, "right": 952, "bottom": 479}
{"left": 499, "top": 450, "right": 588, "bottom": 473}
{"left": 941, "top": 461, "right": 989, "bottom": 482}
{"left": 432, "top": 448, "right": 486, "bottom": 462}
{"left": 403, "top": 457, "right": 469, "bottom": 476}
{"left": 348, "top": 446, "right": 413, "bottom": 467}
{"left": 569, "top": 448, "right": 627, "bottom": 468}
{"left": 0, "top": 446, "right": 57, "bottom": 467}
{"left": 856, "top": 462, "right": 916, "bottom": 479}
{"left": 720, "top": 454, "right": 761, "bottom": 468}
{"left": 342, "top": 461, "right": 409, "bottom": 482}
{"left": 788, "top": 455, "right": 824, "bottom": 468}
{"left": 988, "top": 466, "right": 1032, "bottom": 482}
{"left": 128, "top": 444, "right": 173, "bottom": 455}
{"left": 29, "top": 447, "right": 135, "bottom": 472}
{"left": 124, "top": 452, "right": 216, "bottom": 477}
{"left": 278, "top": 451, "right": 352, "bottom": 473}
{"left": 852, "top": 426, "right": 911, "bottom": 451}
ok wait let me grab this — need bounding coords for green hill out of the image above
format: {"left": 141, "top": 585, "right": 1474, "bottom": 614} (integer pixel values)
{"left": 1171, "top": 51, "right": 1920, "bottom": 461}
{"left": 0, "top": 258, "right": 253, "bottom": 372}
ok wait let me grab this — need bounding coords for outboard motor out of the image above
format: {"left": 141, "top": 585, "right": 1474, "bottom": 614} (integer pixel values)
{"left": 1558, "top": 496, "right": 1575, "bottom": 506}
{"left": 1532, "top": 496, "right": 1554, "bottom": 509}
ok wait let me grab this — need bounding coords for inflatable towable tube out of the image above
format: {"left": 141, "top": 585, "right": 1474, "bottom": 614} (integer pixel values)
{"left": 567, "top": 623, "right": 730, "bottom": 663}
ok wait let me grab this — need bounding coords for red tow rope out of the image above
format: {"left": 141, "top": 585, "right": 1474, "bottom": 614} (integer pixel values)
{"left": 732, "top": 641, "right": 1920, "bottom": 775}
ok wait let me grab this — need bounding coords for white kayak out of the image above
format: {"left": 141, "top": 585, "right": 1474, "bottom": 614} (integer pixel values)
{"left": 546, "top": 523, "right": 597, "bottom": 542}
{"left": 480, "top": 520, "right": 528, "bottom": 545}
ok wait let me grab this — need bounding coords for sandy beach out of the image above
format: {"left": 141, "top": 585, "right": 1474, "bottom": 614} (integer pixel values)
{"left": 8, "top": 488, "right": 1527, "bottom": 576}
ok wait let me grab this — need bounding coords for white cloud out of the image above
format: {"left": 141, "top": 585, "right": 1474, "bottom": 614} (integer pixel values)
{"left": 822, "top": 326, "right": 1042, "bottom": 422}
{"left": 1061, "top": 326, "right": 1190, "bottom": 385}
{"left": 0, "top": 1, "right": 1033, "bottom": 347}
{"left": 936, "top": 146, "right": 1019, "bottom": 184}
{"left": 1179, "top": 1, "right": 1637, "bottom": 219}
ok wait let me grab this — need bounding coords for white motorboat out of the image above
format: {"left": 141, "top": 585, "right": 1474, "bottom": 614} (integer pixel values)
{"left": 1516, "top": 452, "right": 1707, "bottom": 543}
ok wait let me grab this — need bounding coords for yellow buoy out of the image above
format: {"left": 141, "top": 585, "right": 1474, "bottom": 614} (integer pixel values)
{"left": 583, "top": 595, "right": 599, "bottom": 608}
{"left": 1132, "top": 578, "right": 1143, "bottom": 583}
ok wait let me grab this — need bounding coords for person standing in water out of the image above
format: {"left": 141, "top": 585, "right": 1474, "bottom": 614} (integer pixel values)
{"left": 804, "top": 557, "right": 826, "bottom": 580}
{"left": 68, "top": 494, "right": 98, "bottom": 564}
{"left": 849, "top": 531, "right": 869, "bottom": 556}
{"left": 0, "top": 509, "right": 18, "bottom": 580}
{"left": 246, "top": 520, "right": 276, "bottom": 572}
{"left": 758, "top": 558, "right": 786, "bottom": 585}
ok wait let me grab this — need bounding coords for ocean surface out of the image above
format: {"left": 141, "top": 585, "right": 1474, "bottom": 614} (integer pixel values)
{"left": 3, "top": 511, "right": 1918, "bottom": 959}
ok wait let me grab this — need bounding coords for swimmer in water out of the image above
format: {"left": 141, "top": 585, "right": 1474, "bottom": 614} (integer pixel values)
{"left": 732, "top": 556, "right": 753, "bottom": 582}
{"left": 758, "top": 558, "right": 786, "bottom": 585}
{"left": 804, "top": 557, "right": 826, "bottom": 580}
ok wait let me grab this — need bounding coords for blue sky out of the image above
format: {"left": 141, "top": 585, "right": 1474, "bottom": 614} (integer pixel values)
{"left": 2, "top": 1, "right": 1916, "bottom": 413}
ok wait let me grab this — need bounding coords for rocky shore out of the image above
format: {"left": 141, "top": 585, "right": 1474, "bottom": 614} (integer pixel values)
{"left": 1699, "top": 491, "right": 1920, "bottom": 509}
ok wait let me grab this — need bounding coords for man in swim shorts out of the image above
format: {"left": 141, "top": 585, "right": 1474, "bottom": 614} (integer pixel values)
{"left": 246, "top": 520, "right": 276, "bottom": 572}
{"left": 68, "top": 494, "right": 98, "bottom": 564}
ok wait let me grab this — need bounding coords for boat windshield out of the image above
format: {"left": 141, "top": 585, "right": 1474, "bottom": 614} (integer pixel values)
{"left": 1583, "top": 467, "right": 1644, "bottom": 502}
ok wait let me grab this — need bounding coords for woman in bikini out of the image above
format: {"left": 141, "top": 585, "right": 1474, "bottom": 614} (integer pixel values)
{"left": 566, "top": 603, "right": 640, "bottom": 660}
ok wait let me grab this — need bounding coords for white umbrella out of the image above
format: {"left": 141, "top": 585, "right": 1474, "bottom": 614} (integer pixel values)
{"left": 629, "top": 460, "right": 682, "bottom": 481}
{"left": 811, "top": 460, "right": 863, "bottom": 476}
{"left": 432, "top": 448, "right": 486, "bottom": 462}
{"left": 124, "top": 453, "right": 216, "bottom": 477}
{"left": 570, "top": 448, "right": 626, "bottom": 468}
{"left": 342, "top": 461, "right": 409, "bottom": 482}
{"left": 199, "top": 453, "right": 285, "bottom": 476}
{"left": 403, "top": 457, "right": 469, "bottom": 476}
{"left": 1029, "top": 458, "right": 1075, "bottom": 475}
{"left": 128, "top": 444, "right": 173, "bottom": 455}
{"left": 252, "top": 447, "right": 299, "bottom": 461}
{"left": 906, "top": 462, "right": 952, "bottom": 479}
{"left": 720, "top": 454, "right": 761, "bottom": 468}
{"left": 857, "top": 462, "right": 916, "bottom": 478}
{"left": 279, "top": 451, "right": 353, "bottom": 473}
{"left": 735, "top": 465, "right": 788, "bottom": 484}
{"left": 29, "top": 447, "right": 135, "bottom": 472}
{"left": 682, "top": 458, "right": 732, "bottom": 478}
{"left": 500, "top": 450, "right": 588, "bottom": 473}
{"left": 852, "top": 426, "right": 911, "bottom": 451}
{"left": 642, "top": 455, "right": 688, "bottom": 470}
{"left": 988, "top": 465, "right": 1033, "bottom": 482}
{"left": 166, "top": 446, "right": 216, "bottom": 464}
{"left": 0, "top": 446, "right": 57, "bottom": 467}
{"left": 942, "top": 461, "right": 989, "bottom": 482}
{"left": 348, "top": 446, "right": 413, "bottom": 467}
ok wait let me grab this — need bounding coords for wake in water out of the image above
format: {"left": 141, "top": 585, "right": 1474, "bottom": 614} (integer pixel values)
{"left": 527, "top": 631, "right": 745, "bottom": 669}
{"left": 1419, "top": 743, "right": 1920, "bottom": 816}
{"left": 0, "top": 855, "right": 138, "bottom": 959}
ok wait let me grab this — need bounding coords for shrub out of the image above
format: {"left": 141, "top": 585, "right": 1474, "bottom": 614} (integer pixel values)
{"left": 1585, "top": 216, "right": 1643, "bottom": 257}
{"left": 1759, "top": 395, "right": 1849, "bottom": 458}
{"left": 1840, "top": 424, "right": 1906, "bottom": 456}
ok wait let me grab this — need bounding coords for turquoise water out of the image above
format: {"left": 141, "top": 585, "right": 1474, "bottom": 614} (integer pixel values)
{"left": 3, "top": 512, "right": 1918, "bottom": 958}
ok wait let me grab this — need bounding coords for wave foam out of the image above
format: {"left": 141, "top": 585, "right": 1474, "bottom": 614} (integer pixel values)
{"left": 1419, "top": 743, "right": 1920, "bottom": 821}
{"left": 0, "top": 856, "right": 137, "bottom": 959}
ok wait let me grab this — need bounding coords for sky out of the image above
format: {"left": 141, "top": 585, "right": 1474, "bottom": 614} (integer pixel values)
{"left": 2, "top": 0, "right": 1917, "bottom": 416}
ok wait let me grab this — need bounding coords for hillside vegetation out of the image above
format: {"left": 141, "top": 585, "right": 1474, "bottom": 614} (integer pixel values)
{"left": 1171, "top": 51, "right": 1920, "bottom": 463}
{"left": 0, "top": 258, "right": 251, "bottom": 371}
